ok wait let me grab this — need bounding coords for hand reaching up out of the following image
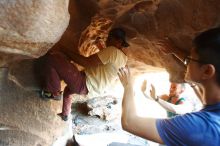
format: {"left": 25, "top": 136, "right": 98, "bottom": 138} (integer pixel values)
{"left": 141, "top": 80, "right": 158, "bottom": 101}
{"left": 150, "top": 84, "right": 157, "bottom": 101}
{"left": 141, "top": 80, "right": 147, "bottom": 93}
{"left": 141, "top": 80, "right": 152, "bottom": 100}
{"left": 118, "top": 66, "right": 133, "bottom": 88}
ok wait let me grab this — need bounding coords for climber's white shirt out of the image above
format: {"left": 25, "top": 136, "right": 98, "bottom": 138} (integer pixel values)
{"left": 85, "top": 46, "right": 127, "bottom": 98}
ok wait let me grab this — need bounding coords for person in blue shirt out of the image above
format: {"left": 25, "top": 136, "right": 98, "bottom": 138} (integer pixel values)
{"left": 117, "top": 27, "right": 220, "bottom": 146}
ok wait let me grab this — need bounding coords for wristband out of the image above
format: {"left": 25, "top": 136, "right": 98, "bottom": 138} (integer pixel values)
{"left": 191, "top": 84, "right": 196, "bottom": 87}
{"left": 155, "top": 96, "right": 159, "bottom": 102}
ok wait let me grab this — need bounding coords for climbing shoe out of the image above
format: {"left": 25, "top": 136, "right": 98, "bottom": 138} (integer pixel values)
{"left": 40, "top": 90, "right": 62, "bottom": 101}
{"left": 40, "top": 90, "right": 53, "bottom": 101}
{"left": 57, "top": 113, "right": 68, "bottom": 121}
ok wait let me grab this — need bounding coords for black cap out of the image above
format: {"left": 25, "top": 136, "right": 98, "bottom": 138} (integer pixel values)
{"left": 108, "top": 28, "right": 130, "bottom": 47}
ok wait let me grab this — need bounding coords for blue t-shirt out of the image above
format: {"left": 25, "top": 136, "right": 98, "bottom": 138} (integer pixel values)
{"left": 156, "top": 103, "right": 220, "bottom": 146}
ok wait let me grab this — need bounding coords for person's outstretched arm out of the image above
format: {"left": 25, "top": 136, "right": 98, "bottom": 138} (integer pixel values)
{"left": 118, "top": 66, "right": 163, "bottom": 144}
{"left": 151, "top": 84, "right": 193, "bottom": 114}
{"left": 155, "top": 97, "right": 193, "bottom": 114}
{"left": 64, "top": 49, "right": 103, "bottom": 68}
{"left": 141, "top": 81, "right": 193, "bottom": 114}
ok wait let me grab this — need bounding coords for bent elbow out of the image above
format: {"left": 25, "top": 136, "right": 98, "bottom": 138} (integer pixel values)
{"left": 121, "top": 115, "right": 134, "bottom": 132}
{"left": 121, "top": 117, "right": 129, "bottom": 131}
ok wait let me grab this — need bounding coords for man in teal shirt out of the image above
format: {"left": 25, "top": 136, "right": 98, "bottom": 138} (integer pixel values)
{"left": 142, "top": 82, "right": 193, "bottom": 118}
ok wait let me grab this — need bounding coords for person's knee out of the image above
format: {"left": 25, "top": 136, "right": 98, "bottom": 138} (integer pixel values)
{"left": 63, "top": 87, "right": 75, "bottom": 97}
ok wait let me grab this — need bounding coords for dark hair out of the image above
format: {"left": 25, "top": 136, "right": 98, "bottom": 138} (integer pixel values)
{"left": 108, "top": 27, "right": 129, "bottom": 47}
{"left": 193, "top": 27, "right": 220, "bottom": 85}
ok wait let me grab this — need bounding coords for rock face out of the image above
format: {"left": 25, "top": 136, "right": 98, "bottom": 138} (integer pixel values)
{"left": 87, "top": 96, "right": 120, "bottom": 121}
{"left": 0, "top": 0, "right": 70, "bottom": 66}
{"left": 0, "top": 0, "right": 71, "bottom": 145}
{"left": 0, "top": 67, "right": 70, "bottom": 146}
{"left": 57, "top": 0, "right": 220, "bottom": 81}
{"left": 1, "top": 0, "right": 220, "bottom": 145}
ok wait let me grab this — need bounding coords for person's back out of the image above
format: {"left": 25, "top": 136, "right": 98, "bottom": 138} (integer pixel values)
{"left": 85, "top": 28, "right": 129, "bottom": 97}
{"left": 85, "top": 46, "right": 127, "bottom": 97}
{"left": 156, "top": 104, "right": 220, "bottom": 146}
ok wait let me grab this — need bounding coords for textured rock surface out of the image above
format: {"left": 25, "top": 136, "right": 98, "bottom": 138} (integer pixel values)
{"left": 2, "top": 0, "right": 220, "bottom": 80}
{"left": 0, "top": 67, "right": 71, "bottom": 146}
{"left": 87, "top": 96, "right": 120, "bottom": 121}
{"left": 57, "top": 0, "right": 220, "bottom": 82}
{"left": 71, "top": 101, "right": 149, "bottom": 146}
{"left": 0, "top": 0, "right": 70, "bottom": 66}
{"left": 1, "top": 0, "right": 220, "bottom": 145}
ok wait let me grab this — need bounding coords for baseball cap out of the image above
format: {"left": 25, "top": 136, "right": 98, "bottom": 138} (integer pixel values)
{"left": 108, "top": 28, "right": 130, "bottom": 47}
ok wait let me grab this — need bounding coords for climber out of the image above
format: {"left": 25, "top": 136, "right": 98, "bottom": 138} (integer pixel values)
{"left": 40, "top": 27, "right": 129, "bottom": 121}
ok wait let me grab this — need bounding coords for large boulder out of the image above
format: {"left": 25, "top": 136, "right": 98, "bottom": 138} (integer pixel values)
{"left": 0, "top": 62, "right": 72, "bottom": 146}
{"left": 0, "top": 0, "right": 70, "bottom": 66}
